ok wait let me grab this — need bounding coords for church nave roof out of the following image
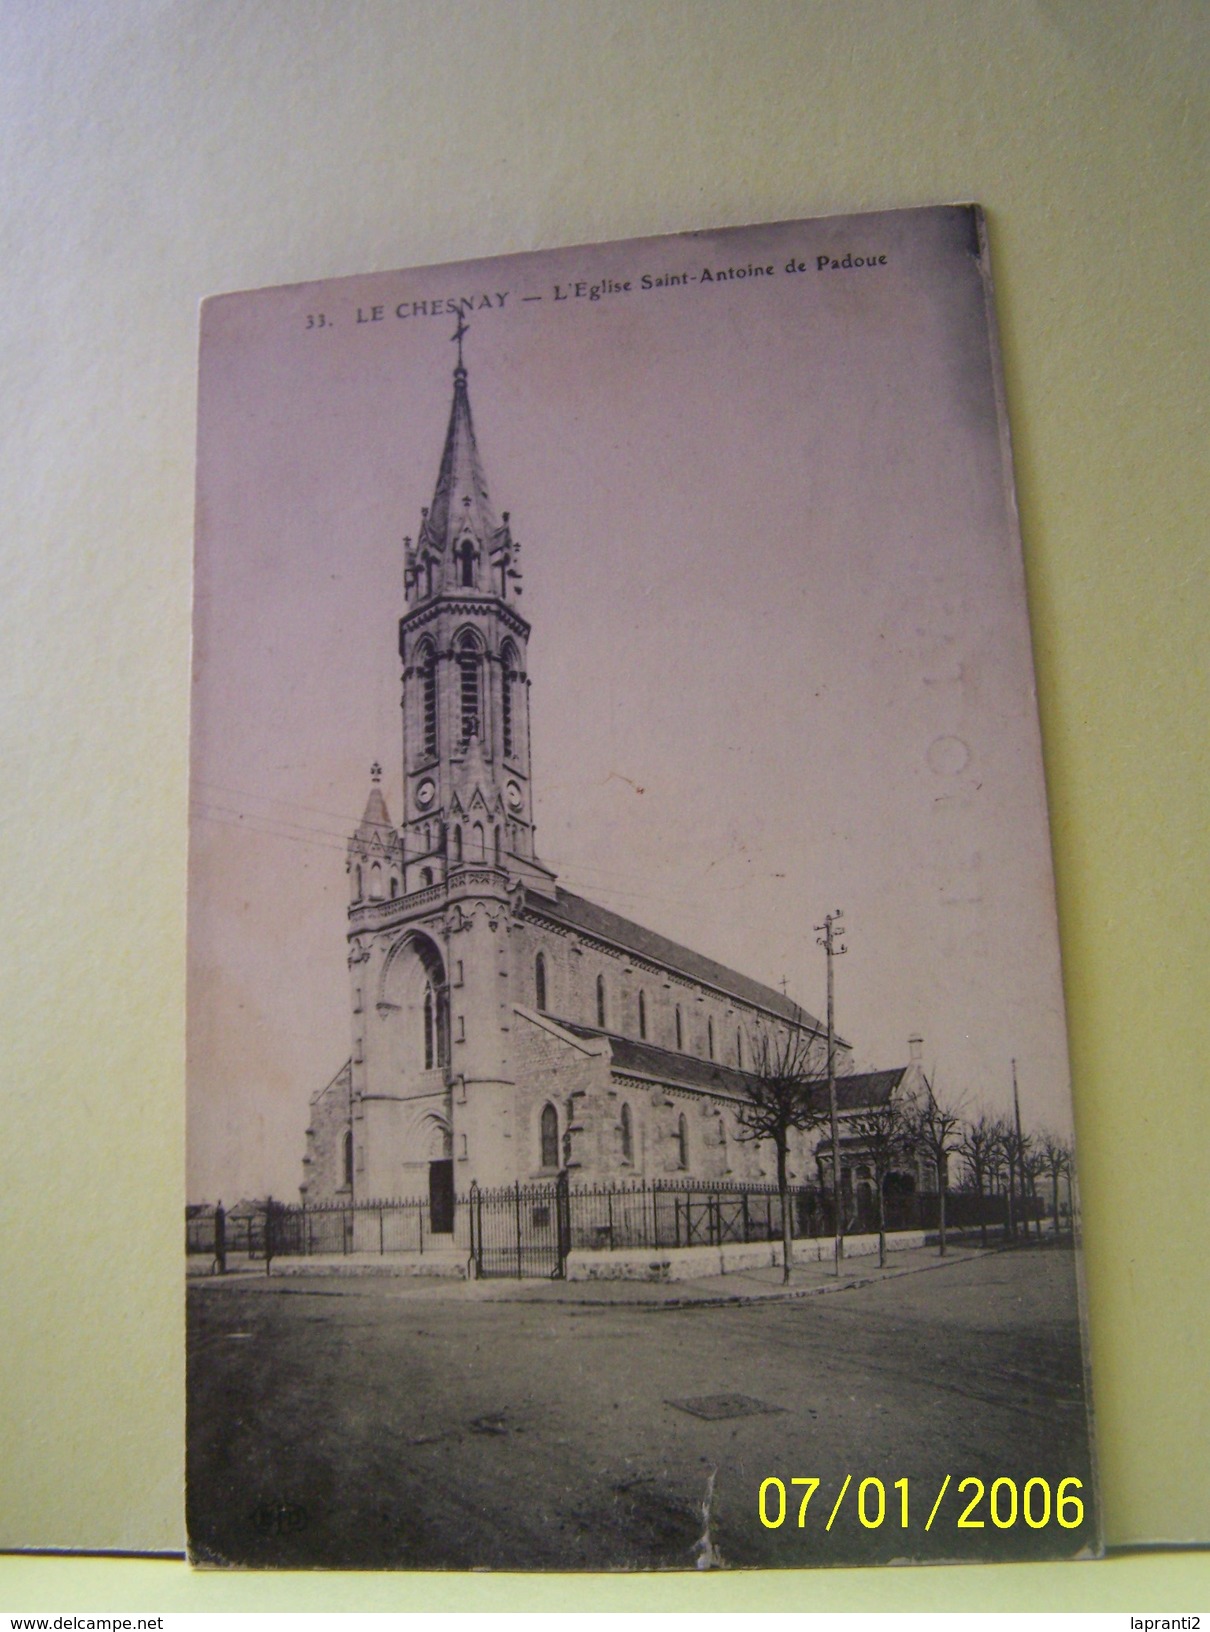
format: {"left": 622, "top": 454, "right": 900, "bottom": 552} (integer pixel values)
{"left": 523, "top": 885, "right": 828, "bottom": 1035}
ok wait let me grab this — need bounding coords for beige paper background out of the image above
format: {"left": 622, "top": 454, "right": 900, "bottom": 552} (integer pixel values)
{"left": 1, "top": 0, "right": 1205, "bottom": 1610}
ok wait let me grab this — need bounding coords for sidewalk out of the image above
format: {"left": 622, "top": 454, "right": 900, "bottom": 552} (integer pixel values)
{"left": 189, "top": 1240, "right": 1002, "bottom": 1305}
{"left": 483, "top": 1241, "right": 994, "bottom": 1306}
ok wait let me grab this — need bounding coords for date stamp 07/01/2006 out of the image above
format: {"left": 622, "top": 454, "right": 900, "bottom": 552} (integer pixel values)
{"left": 757, "top": 1475, "right": 1087, "bottom": 1536}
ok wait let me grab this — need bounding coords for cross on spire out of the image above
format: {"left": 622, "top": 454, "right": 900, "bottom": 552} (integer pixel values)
{"left": 451, "top": 311, "right": 468, "bottom": 372}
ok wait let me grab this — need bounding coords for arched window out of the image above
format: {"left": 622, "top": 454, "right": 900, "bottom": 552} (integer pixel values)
{"left": 540, "top": 1102, "right": 559, "bottom": 1170}
{"left": 370, "top": 861, "right": 383, "bottom": 899}
{"left": 458, "top": 538, "right": 475, "bottom": 588}
{"left": 456, "top": 630, "right": 482, "bottom": 747}
{"left": 436, "top": 985, "right": 449, "bottom": 1069}
{"left": 417, "top": 640, "right": 437, "bottom": 758}
{"left": 342, "top": 1129, "right": 353, "bottom": 1189}
{"left": 473, "top": 821, "right": 485, "bottom": 862}
{"left": 675, "top": 1005, "right": 683, "bottom": 1050}
{"left": 638, "top": 989, "right": 647, "bottom": 1040}
{"left": 535, "top": 952, "right": 547, "bottom": 1012}
{"left": 424, "top": 558, "right": 434, "bottom": 599}
{"left": 736, "top": 1029, "right": 743, "bottom": 1069}
{"left": 621, "top": 1103, "right": 633, "bottom": 1164}
{"left": 423, "top": 983, "right": 435, "bottom": 1070}
{"left": 390, "top": 875, "right": 398, "bottom": 899}
{"left": 354, "top": 863, "right": 363, "bottom": 900}
{"left": 493, "top": 825, "right": 502, "bottom": 866}
{"left": 677, "top": 1113, "right": 689, "bottom": 1170}
{"left": 501, "top": 640, "right": 518, "bottom": 758}
{"left": 596, "top": 974, "right": 607, "bottom": 1028}
{"left": 452, "top": 825, "right": 462, "bottom": 863}
{"left": 707, "top": 1017, "right": 715, "bottom": 1060}
{"left": 420, "top": 866, "right": 433, "bottom": 887}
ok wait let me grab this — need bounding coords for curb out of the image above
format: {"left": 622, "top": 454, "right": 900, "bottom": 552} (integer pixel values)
{"left": 476, "top": 1246, "right": 1003, "bottom": 1311}
{"left": 187, "top": 1238, "right": 1063, "bottom": 1305}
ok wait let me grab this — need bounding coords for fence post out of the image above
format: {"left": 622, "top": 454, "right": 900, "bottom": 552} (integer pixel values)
{"left": 264, "top": 1196, "right": 273, "bottom": 1276}
{"left": 607, "top": 1188, "right": 614, "bottom": 1248}
{"left": 418, "top": 1199, "right": 424, "bottom": 1255}
{"left": 556, "top": 1170, "right": 570, "bottom": 1279}
{"left": 213, "top": 1203, "right": 227, "bottom": 1275}
{"left": 514, "top": 1181, "right": 523, "bottom": 1279}
{"left": 379, "top": 1205, "right": 385, "bottom": 1255}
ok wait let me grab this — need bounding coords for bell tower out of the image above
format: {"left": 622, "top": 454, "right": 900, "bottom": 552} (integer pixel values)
{"left": 397, "top": 321, "right": 554, "bottom": 897}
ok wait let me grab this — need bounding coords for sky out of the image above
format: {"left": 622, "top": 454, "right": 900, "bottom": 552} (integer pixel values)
{"left": 188, "top": 206, "right": 1074, "bottom": 1202}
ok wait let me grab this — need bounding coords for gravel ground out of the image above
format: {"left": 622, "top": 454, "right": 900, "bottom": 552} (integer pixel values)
{"left": 187, "top": 1243, "right": 1096, "bottom": 1571}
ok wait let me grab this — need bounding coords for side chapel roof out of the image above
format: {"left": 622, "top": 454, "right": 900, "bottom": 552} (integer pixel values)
{"left": 809, "top": 1067, "right": 908, "bottom": 1115}
{"left": 552, "top": 1019, "right": 906, "bottom": 1114}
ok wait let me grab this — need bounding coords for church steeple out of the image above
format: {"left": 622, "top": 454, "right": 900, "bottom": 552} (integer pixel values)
{"left": 395, "top": 329, "right": 554, "bottom": 900}
{"left": 405, "top": 323, "right": 522, "bottom": 606}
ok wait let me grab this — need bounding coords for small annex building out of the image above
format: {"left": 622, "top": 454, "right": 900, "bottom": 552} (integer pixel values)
{"left": 301, "top": 340, "right": 926, "bottom": 1220}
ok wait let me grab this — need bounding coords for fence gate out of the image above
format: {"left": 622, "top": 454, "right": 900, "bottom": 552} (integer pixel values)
{"left": 470, "top": 1176, "right": 569, "bottom": 1279}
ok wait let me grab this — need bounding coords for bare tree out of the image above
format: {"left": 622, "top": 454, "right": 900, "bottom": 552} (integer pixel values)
{"left": 994, "top": 1116, "right": 1029, "bottom": 1241}
{"left": 1022, "top": 1144, "right": 1048, "bottom": 1241}
{"left": 1039, "top": 1130, "right": 1072, "bottom": 1237}
{"left": 957, "top": 1110, "right": 999, "bottom": 1247}
{"left": 734, "top": 1023, "right": 826, "bottom": 1283}
{"left": 843, "top": 1090, "right": 917, "bottom": 1268}
{"left": 913, "top": 1084, "right": 966, "bottom": 1256}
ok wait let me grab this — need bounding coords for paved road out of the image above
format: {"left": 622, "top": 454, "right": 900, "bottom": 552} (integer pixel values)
{"left": 187, "top": 1245, "right": 1096, "bottom": 1571}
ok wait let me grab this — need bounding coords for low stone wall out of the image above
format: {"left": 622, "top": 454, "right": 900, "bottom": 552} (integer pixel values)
{"left": 840, "top": 1229, "right": 927, "bottom": 1260}
{"left": 565, "top": 1229, "right": 929, "bottom": 1282}
{"left": 566, "top": 1241, "right": 780, "bottom": 1282}
{"left": 187, "top": 1250, "right": 470, "bottom": 1279}
{"left": 272, "top": 1250, "right": 470, "bottom": 1278}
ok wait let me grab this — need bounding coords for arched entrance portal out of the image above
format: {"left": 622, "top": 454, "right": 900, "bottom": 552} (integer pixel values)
{"left": 380, "top": 931, "right": 450, "bottom": 1079}
{"left": 380, "top": 933, "right": 454, "bottom": 1229}
{"left": 417, "top": 1111, "right": 455, "bottom": 1235}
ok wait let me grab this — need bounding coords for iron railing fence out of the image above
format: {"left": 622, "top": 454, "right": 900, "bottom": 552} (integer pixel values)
{"left": 186, "top": 1195, "right": 467, "bottom": 1264}
{"left": 186, "top": 1209, "right": 265, "bottom": 1258}
{"left": 467, "top": 1177, "right": 569, "bottom": 1278}
{"left": 186, "top": 1177, "right": 1039, "bottom": 1277}
{"left": 560, "top": 1177, "right": 817, "bottom": 1251}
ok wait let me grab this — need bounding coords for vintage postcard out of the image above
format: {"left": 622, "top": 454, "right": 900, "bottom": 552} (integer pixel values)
{"left": 187, "top": 206, "right": 1098, "bottom": 1569}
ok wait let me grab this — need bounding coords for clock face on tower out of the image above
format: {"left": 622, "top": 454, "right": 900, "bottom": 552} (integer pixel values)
{"left": 506, "top": 780, "right": 523, "bottom": 811}
{"left": 415, "top": 779, "right": 435, "bottom": 810}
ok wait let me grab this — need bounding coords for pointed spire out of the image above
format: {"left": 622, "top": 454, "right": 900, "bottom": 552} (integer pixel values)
{"left": 415, "top": 321, "right": 508, "bottom": 576}
{"left": 356, "top": 762, "right": 392, "bottom": 838}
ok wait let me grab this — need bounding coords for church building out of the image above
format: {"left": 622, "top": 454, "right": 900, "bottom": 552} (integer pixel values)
{"left": 300, "top": 337, "right": 924, "bottom": 1219}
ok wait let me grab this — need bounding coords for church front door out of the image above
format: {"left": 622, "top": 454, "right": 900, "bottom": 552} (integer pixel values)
{"left": 428, "top": 1159, "right": 454, "bottom": 1234}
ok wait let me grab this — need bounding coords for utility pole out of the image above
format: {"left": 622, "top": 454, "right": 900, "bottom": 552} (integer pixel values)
{"left": 815, "top": 909, "right": 847, "bottom": 1274}
{"left": 1012, "top": 1057, "right": 1027, "bottom": 1236}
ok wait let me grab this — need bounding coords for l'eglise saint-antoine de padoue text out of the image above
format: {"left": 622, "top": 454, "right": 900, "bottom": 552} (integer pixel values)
{"left": 348, "top": 248, "right": 890, "bottom": 326}
{"left": 550, "top": 249, "right": 889, "bottom": 302}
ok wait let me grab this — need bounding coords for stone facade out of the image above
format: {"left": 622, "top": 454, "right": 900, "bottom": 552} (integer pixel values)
{"left": 301, "top": 345, "right": 920, "bottom": 1208}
